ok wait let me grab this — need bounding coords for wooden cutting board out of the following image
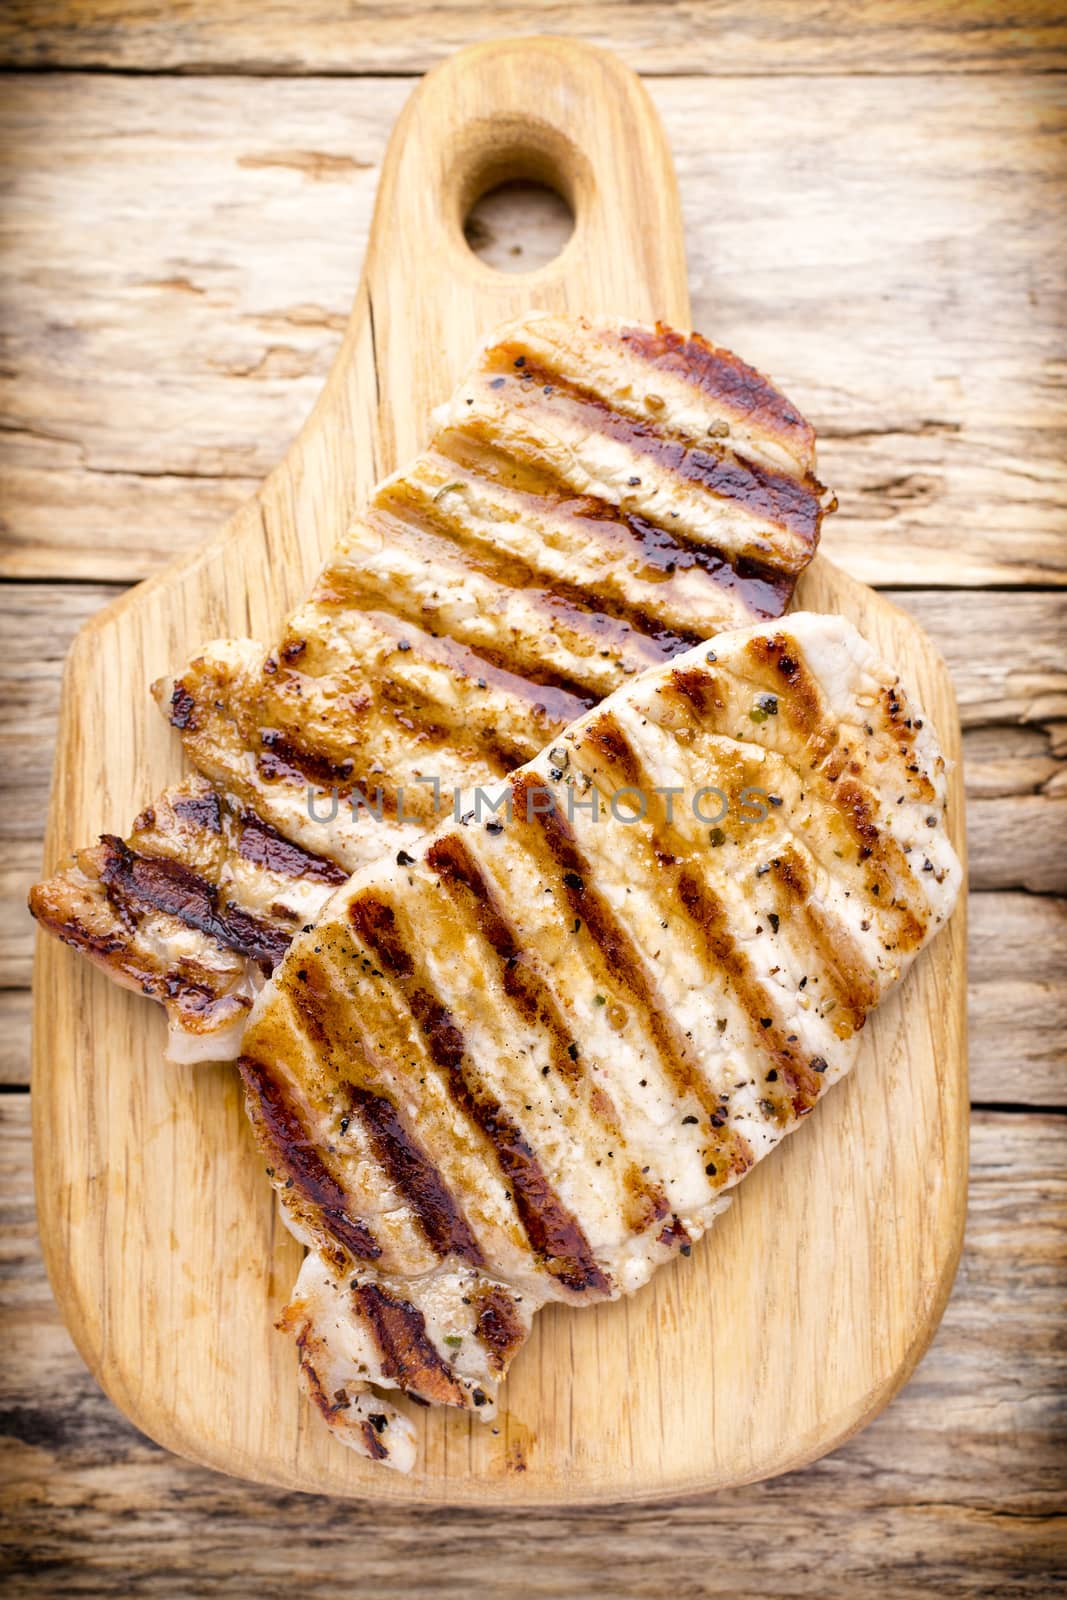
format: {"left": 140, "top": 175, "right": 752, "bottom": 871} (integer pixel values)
{"left": 32, "top": 36, "right": 968, "bottom": 1506}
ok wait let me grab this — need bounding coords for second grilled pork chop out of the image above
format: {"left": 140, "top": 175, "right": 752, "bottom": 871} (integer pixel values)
{"left": 31, "top": 316, "right": 835, "bottom": 1062}
{"left": 238, "top": 611, "right": 961, "bottom": 1471}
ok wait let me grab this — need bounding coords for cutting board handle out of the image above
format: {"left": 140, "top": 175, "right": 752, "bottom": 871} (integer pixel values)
{"left": 357, "top": 36, "right": 692, "bottom": 468}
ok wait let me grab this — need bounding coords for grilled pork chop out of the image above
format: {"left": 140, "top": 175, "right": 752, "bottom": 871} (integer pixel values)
{"left": 31, "top": 316, "right": 835, "bottom": 1061}
{"left": 238, "top": 611, "right": 961, "bottom": 1471}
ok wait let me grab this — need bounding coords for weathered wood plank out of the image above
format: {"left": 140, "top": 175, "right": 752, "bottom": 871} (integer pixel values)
{"left": 0, "top": 992, "right": 31, "bottom": 1086}
{"left": 1, "top": 73, "right": 1064, "bottom": 584}
{"left": 2, "top": 1, "right": 1065, "bottom": 76}
{"left": 1, "top": 1097, "right": 1063, "bottom": 1596}
{"left": 5, "top": 892, "right": 1063, "bottom": 1102}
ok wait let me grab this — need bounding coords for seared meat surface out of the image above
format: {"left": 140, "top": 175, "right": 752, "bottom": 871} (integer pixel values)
{"left": 31, "top": 316, "right": 834, "bottom": 1061}
{"left": 238, "top": 612, "right": 961, "bottom": 1470}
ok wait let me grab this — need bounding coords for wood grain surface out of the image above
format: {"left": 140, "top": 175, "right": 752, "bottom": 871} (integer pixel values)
{"left": 1, "top": 2, "right": 1064, "bottom": 1593}
{"left": 3, "top": 0, "right": 1065, "bottom": 75}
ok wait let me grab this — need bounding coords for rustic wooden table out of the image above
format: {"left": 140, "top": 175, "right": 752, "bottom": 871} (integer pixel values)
{"left": 1, "top": 4, "right": 1064, "bottom": 1594}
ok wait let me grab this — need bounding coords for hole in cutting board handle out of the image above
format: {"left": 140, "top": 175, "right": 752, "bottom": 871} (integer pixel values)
{"left": 464, "top": 180, "right": 574, "bottom": 274}
{"left": 451, "top": 115, "right": 590, "bottom": 277}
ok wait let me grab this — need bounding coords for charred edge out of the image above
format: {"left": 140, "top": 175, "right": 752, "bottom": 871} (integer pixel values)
{"left": 351, "top": 895, "right": 609, "bottom": 1294}
{"left": 352, "top": 1282, "right": 469, "bottom": 1407}
{"left": 618, "top": 322, "right": 814, "bottom": 450}
{"left": 171, "top": 789, "right": 223, "bottom": 834}
{"left": 96, "top": 834, "right": 292, "bottom": 968}
{"left": 425, "top": 834, "right": 581, "bottom": 1084}
{"left": 514, "top": 775, "right": 714, "bottom": 1115}
{"left": 675, "top": 869, "right": 821, "bottom": 1122}
{"left": 237, "top": 808, "right": 348, "bottom": 884}
{"left": 239, "top": 1055, "right": 382, "bottom": 1261}
{"left": 658, "top": 1215, "right": 693, "bottom": 1252}
{"left": 351, "top": 1086, "right": 484, "bottom": 1266}
{"left": 360, "top": 1419, "right": 389, "bottom": 1461}
{"left": 488, "top": 357, "right": 825, "bottom": 555}
{"left": 439, "top": 422, "right": 797, "bottom": 619}
{"left": 474, "top": 1286, "right": 527, "bottom": 1375}
{"left": 26, "top": 880, "right": 244, "bottom": 1018}
{"left": 168, "top": 679, "right": 197, "bottom": 730}
{"left": 379, "top": 479, "right": 705, "bottom": 658}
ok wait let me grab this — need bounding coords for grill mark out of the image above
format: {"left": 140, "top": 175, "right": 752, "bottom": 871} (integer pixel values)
{"left": 426, "top": 832, "right": 664, "bottom": 1233}
{"left": 833, "top": 780, "right": 929, "bottom": 951}
{"left": 237, "top": 809, "right": 348, "bottom": 884}
{"left": 570, "top": 713, "right": 826, "bottom": 1123}
{"left": 646, "top": 642, "right": 932, "bottom": 949}
{"left": 254, "top": 732, "right": 406, "bottom": 823}
{"left": 437, "top": 426, "right": 795, "bottom": 619}
{"left": 674, "top": 871, "right": 822, "bottom": 1123}
{"left": 767, "top": 848, "right": 879, "bottom": 1033}
{"left": 351, "top": 1087, "right": 484, "bottom": 1266}
{"left": 317, "top": 565, "right": 602, "bottom": 716}
{"left": 425, "top": 834, "right": 582, "bottom": 1085}
{"left": 511, "top": 774, "right": 721, "bottom": 1120}
{"left": 171, "top": 789, "right": 223, "bottom": 834}
{"left": 474, "top": 1286, "right": 527, "bottom": 1375}
{"left": 374, "top": 485, "right": 704, "bottom": 657}
{"left": 361, "top": 1419, "right": 389, "bottom": 1461}
{"left": 556, "top": 728, "right": 762, "bottom": 1170}
{"left": 743, "top": 632, "right": 837, "bottom": 759}
{"left": 617, "top": 323, "right": 815, "bottom": 454}
{"left": 482, "top": 359, "right": 824, "bottom": 561}
{"left": 348, "top": 895, "right": 611, "bottom": 1295}
{"left": 352, "top": 1282, "right": 470, "bottom": 1407}
{"left": 327, "top": 533, "right": 674, "bottom": 695}
{"left": 581, "top": 713, "right": 643, "bottom": 787}
{"left": 238, "top": 1055, "right": 382, "bottom": 1262}
{"left": 283, "top": 957, "right": 482, "bottom": 1266}
{"left": 96, "top": 834, "right": 292, "bottom": 967}
{"left": 258, "top": 729, "right": 351, "bottom": 784}
{"left": 313, "top": 595, "right": 592, "bottom": 746}
{"left": 666, "top": 665, "right": 725, "bottom": 720}
{"left": 27, "top": 881, "right": 249, "bottom": 1024}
